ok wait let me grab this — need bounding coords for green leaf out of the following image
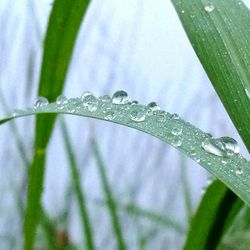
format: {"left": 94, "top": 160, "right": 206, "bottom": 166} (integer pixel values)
{"left": 1, "top": 97, "right": 249, "bottom": 207}
{"left": 170, "top": 0, "right": 250, "bottom": 150}
{"left": 184, "top": 180, "right": 243, "bottom": 249}
{"left": 60, "top": 120, "right": 95, "bottom": 250}
{"left": 91, "top": 138, "right": 127, "bottom": 250}
{"left": 170, "top": 1, "right": 250, "bottom": 248}
{"left": 24, "top": 0, "right": 90, "bottom": 249}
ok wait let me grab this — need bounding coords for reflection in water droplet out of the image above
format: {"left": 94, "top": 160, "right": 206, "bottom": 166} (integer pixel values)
{"left": 218, "top": 137, "right": 240, "bottom": 155}
{"left": 130, "top": 107, "right": 146, "bottom": 122}
{"left": 112, "top": 90, "right": 129, "bottom": 104}
{"left": 171, "top": 127, "right": 183, "bottom": 136}
{"left": 34, "top": 96, "right": 49, "bottom": 109}
{"left": 201, "top": 137, "right": 225, "bottom": 157}
{"left": 204, "top": 3, "right": 215, "bottom": 12}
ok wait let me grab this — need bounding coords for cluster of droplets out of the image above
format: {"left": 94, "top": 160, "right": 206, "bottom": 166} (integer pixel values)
{"left": 11, "top": 90, "right": 245, "bottom": 175}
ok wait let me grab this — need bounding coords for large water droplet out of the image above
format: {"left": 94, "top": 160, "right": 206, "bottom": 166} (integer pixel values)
{"left": 34, "top": 96, "right": 49, "bottom": 109}
{"left": 171, "top": 127, "right": 183, "bottom": 136}
{"left": 218, "top": 137, "right": 240, "bottom": 155}
{"left": 201, "top": 137, "right": 225, "bottom": 157}
{"left": 130, "top": 107, "right": 146, "bottom": 122}
{"left": 204, "top": 3, "right": 215, "bottom": 12}
{"left": 112, "top": 90, "right": 129, "bottom": 104}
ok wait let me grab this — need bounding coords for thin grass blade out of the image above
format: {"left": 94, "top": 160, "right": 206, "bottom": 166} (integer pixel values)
{"left": 60, "top": 119, "right": 95, "bottom": 250}
{"left": 24, "top": 0, "right": 90, "bottom": 249}
{"left": 91, "top": 138, "right": 127, "bottom": 250}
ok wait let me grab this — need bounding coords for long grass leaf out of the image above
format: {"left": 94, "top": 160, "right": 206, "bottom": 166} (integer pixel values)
{"left": 170, "top": 1, "right": 250, "bottom": 248}
{"left": 184, "top": 180, "right": 243, "bottom": 249}
{"left": 60, "top": 119, "right": 95, "bottom": 250}
{"left": 25, "top": 0, "right": 90, "bottom": 249}
{"left": 0, "top": 99, "right": 249, "bottom": 207}
{"left": 171, "top": 0, "right": 250, "bottom": 149}
{"left": 91, "top": 138, "right": 127, "bottom": 250}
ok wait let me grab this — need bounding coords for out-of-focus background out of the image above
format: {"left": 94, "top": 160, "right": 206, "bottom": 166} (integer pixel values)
{"left": 0, "top": 0, "right": 249, "bottom": 249}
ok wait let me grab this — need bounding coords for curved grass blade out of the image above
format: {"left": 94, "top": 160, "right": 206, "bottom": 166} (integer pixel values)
{"left": 60, "top": 120, "right": 95, "bottom": 250}
{"left": 25, "top": 0, "right": 90, "bottom": 249}
{"left": 91, "top": 138, "right": 127, "bottom": 250}
{"left": 1, "top": 97, "right": 249, "bottom": 207}
{"left": 170, "top": 1, "right": 250, "bottom": 248}
{"left": 171, "top": 0, "right": 250, "bottom": 150}
{"left": 184, "top": 180, "right": 243, "bottom": 249}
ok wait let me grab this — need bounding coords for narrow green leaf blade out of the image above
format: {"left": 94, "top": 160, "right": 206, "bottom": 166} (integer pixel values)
{"left": 91, "top": 139, "right": 127, "bottom": 250}
{"left": 24, "top": 0, "right": 90, "bottom": 249}
{"left": 170, "top": 0, "right": 250, "bottom": 150}
{"left": 0, "top": 98, "right": 249, "bottom": 207}
{"left": 184, "top": 180, "right": 243, "bottom": 250}
{"left": 61, "top": 120, "right": 95, "bottom": 250}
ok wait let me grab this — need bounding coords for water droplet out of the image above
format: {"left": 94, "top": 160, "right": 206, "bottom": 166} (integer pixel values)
{"left": 218, "top": 137, "right": 240, "bottom": 155}
{"left": 105, "top": 111, "right": 116, "bottom": 120}
{"left": 130, "top": 107, "right": 146, "bottom": 122}
{"left": 204, "top": 3, "right": 215, "bottom": 13}
{"left": 245, "top": 86, "right": 250, "bottom": 99}
{"left": 236, "top": 167, "right": 243, "bottom": 175}
{"left": 81, "top": 92, "right": 98, "bottom": 112}
{"left": 171, "top": 127, "right": 183, "bottom": 136}
{"left": 56, "top": 95, "right": 68, "bottom": 106}
{"left": 12, "top": 109, "right": 25, "bottom": 117}
{"left": 172, "top": 138, "right": 182, "bottom": 147}
{"left": 147, "top": 102, "right": 160, "bottom": 115}
{"left": 171, "top": 113, "right": 180, "bottom": 120}
{"left": 201, "top": 137, "right": 225, "bottom": 157}
{"left": 99, "top": 95, "right": 111, "bottom": 103}
{"left": 112, "top": 90, "right": 129, "bottom": 104}
{"left": 181, "top": 10, "right": 185, "bottom": 14}
{"left": 34, "top": 96, "right": 49, "bottom": 109}
{"left": 131, "top": 100, "right": 138, "bottom": 105}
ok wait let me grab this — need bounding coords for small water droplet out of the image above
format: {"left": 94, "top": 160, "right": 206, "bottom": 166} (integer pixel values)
{"left": 236, "top": 167, "right": 243, "bottom": 175}
{"left": 131, "top": 100, "right": 138, "bottom": 105}
{"left": 204, "top": 3, "right": 215, "bottom": 13}
{"left": 12, "top": 109, "right": 25, "bottom": 117}
{"left": 105, "top": 111, "right": 116, "bottom": 120}
{"left": 171, "top": 113, "right": 180, "bottom": 120}
{"left": 181, "top": 10, "right": 185, "bottom": 13}
{"left": 99, "top": 95, "right": 111, "bottom": 103}
{"left": 245, "top": 86, "right": 250, "bottom": 99}
{"left": 171, "top": 127, "right": 183, "bottom": 136}
{"left": 130, "top": 107, "right": 146, "bottom": 122}
{"left": 201, "top": 137, "right": 225, "bottom": 157}
{"left": 112, "top": 90, "right": 129, "bottom": 104}
{"left": 172, "top": 138, "right": 182, "bottom": 147}
{"left": 56, "top": 95, "right": 68, "bottom": 106}
{"left": 147, "top": 102, "right": 160, "bottom": 115}
{"left": 34, "top": 96, "right": 49, "bottom": 109}
{"left": 218, "top": 137, "right": 240, "bottom": 155}
{"left": 81, "top": 92, "right": 98, "bottom": 112}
